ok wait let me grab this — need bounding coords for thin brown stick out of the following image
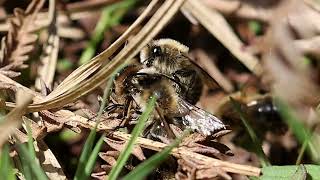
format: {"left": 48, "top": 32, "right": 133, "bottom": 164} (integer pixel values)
{"left": 35, "top": 0, "right": 59, "bottom": 90}
{"left": 110, "top": 131, "right": 261, "bottom": 177}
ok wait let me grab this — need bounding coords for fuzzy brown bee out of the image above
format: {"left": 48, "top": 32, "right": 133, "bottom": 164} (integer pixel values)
{"left": 124, "top": 68, "right": 226, "bottom": 136}
{"left": 140, "top": 38, "right": 220, "bottom": 104}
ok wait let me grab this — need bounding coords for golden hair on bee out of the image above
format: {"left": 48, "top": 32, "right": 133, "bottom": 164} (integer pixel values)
{"left": 129, "top": 71, "right": 226, "bottom": 136}
{"left": 139, "top": 38, "right": 220, "bottom": 104}
{"left": 140, "top": 38, "right": 189, "bottom": 63}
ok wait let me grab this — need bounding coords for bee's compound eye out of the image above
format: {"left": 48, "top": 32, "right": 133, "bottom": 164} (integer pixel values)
{"left": 151, "top": 46, "right": 162, "bottom": 57}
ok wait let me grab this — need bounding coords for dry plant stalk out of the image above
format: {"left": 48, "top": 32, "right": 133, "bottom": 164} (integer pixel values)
{"left": 35, "top": 0, "right": 59, "bottom": 91}
{"left": 110, "top": 131, "right": 261, "bottom": 177}
{"left": 0, "top": 0, "right": 45, "bottom": 78}
{"left": 4, "top": 0, "right": 186, "bottom": 112}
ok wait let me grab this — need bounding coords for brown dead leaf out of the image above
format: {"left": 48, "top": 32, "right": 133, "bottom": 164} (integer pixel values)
{"left": 0, "top": 0, "right": 45, "bottom": 77}
{"left": 35, "top": 140, "right": 67, "bottom": 180}
{"left": 177, "top": 156, "right": 231, "bottom": 180}
{"left": 99, "top": 151, "right": 118, "bottom": 166}
{"left": 104, "top": 137, "right": 146, "bottom": 161}
{"left": 91, "top": 171, "right": 107, "bottom": 180}
{"left": 181, "top": 133, "right": 233, "bottom": 158}
{"left": 22, "top": 116, "right": 47, "bottom": 140}
{"left": 112, "top": 131, "right": 261, "bottom": 177}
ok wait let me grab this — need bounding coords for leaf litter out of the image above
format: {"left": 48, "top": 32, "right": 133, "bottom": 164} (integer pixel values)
{"left": 0, "top": 0, "right": 320, "bottom": 179}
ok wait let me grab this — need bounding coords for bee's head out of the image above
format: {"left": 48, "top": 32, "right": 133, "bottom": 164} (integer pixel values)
{"left": 140, "top": 39, "right": 189, "bottom": 69}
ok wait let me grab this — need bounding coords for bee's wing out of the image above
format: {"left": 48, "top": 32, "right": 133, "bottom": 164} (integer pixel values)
{"left": 182, "top": 54, "right": 224, "bottom": 92}
{"left": 177, "top": 97, "right": 226, "bottom": 136}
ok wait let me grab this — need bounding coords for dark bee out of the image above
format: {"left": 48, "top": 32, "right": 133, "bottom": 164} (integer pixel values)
{"left": 140, "top": 39, "right": 220, "bottom": 105}
{"left": 126, "top": 68, "right": 226, "bottom": 136}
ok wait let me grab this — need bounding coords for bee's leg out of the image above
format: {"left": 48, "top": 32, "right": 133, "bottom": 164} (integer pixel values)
{"left": 119, "top": 99, "right": 133, "bottom": 127}
{"left": 155, "top": 106, "right": 176, "bottom": 140}
{"left": 105, "top": 103, "right": 124, "bottom": 112}
{"left": 104, "top": 100, "right": 135, "bottom": 136}
{"left": 86, "top": 103, "right": 123, "bottom": 121}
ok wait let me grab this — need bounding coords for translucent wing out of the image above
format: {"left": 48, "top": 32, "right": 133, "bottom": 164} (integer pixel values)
{"left": 177, "top": 97, "right": 226, "bottom": 136}
{"left": 182, "top": 54, "right": 223, "bottom": 92}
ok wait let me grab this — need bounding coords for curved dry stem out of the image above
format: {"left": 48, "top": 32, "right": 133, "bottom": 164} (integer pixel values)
{"left": 6, "top": 0, "right": 186, "bottom": 112}
{"left": 110, "top": 131, "right": 261, "bottom": 177}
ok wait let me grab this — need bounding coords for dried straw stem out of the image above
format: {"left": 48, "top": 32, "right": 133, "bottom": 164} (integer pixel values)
{"left": 111, "top": 131, "right": 261, "bottom": 177}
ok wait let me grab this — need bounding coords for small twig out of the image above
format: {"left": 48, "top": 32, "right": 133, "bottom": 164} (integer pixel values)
{"left": 110, "top": 131, "right": 261, "bottom": 177}
{"left": 35, "top": 0, "right": 59, "bottom": 90}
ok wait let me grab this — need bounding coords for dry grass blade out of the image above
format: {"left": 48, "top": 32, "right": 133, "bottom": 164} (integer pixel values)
{"left": 37, "top": 0, "right": 159, "bottom": 100}
{"left": 0, "top": 90, "right": 33, "bottom": 148}
{"left": 0, "top": 0, "right": 45, "bottom": 77}
{"left": 110, "top": 131, "right": 261, "bottom": 177}
{"left": 183, "top": 0, "right": 262, "bottom": 76}
{"left": 35, "top": 0, "right": 59, "bottom": 90}
{"left": 5, "top": 0, "right": 186, "bottom": 112}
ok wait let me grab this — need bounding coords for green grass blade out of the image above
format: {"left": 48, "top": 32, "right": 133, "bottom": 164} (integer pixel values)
{"left": 275, "top": 99, "right": 320, "bottom": 163}
{"left": 260, "top": 164, "right": 320, "bottom": 180}
{"left": 17, "top": 143, "right": 48, "bottom": 180}
{"left": 18, "top": 148, "right": 32, "bottom": 180}
{"left": 25, "top": 122, "right": 36, "bottom": 161}
{"left": 230, "top": 97, "right": 270, "bottom": 167}
{"left": 84, "top": 133, "right": 106, "bottom": 177}
{"left": 107, "top": 95, "right": 157, "bottom": 180}
{"left": 79, "top": 0, "right": 137, "bottom": 65}
{"left": 122, "top": 130, "right": 190, "bottom": 180}
{"left": 296, "top": 139, "right": 309, "bottom": 165}
{"left": 74, "top": 67, "right": 121, "bottom": 180}
{"left": 0, "top": 144, "right": 16, "bottom": 180}
{"left": 95, "top": 74, "right": 115, "bottom": 124}
{"left": 73, "top": 129, "right": 97, "bottom": 180}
